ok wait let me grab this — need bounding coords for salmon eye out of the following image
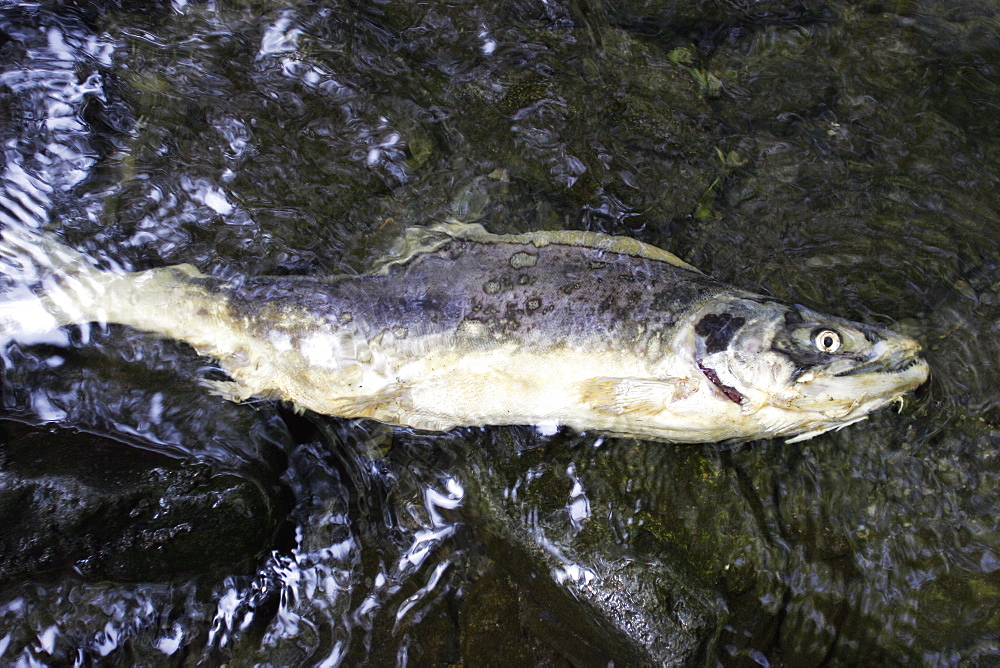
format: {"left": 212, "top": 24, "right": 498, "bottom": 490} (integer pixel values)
{"left": 814, "top": 329, "right": 841, "bottom": 353}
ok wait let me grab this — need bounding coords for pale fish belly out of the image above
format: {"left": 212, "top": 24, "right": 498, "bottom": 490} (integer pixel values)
{"left": 391, "top": 344, "right": 748, "bottom": 441}
{"left": 232, "top": 323, "right": 744, "bottom": 442}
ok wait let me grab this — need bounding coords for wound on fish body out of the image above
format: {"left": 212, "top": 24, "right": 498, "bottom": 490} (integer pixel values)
{"left": 0, "top": 221, "right": 930, "bottom": 444}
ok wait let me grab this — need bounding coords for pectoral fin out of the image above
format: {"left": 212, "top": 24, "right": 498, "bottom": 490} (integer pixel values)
{"left": 579, "top": 376, "right": 694, "bottom": 417}
{"left": 203, "top": 378, "right": 257, "bottom": 404}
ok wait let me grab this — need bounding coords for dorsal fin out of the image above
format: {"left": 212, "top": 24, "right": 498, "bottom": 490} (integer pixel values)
{"left": 373, "top": 220, "right": 703, "bottom": 275}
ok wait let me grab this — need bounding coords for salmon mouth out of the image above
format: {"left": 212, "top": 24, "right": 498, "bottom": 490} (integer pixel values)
{"left": 833, "top": 354, "right": 926, "bottom": 378}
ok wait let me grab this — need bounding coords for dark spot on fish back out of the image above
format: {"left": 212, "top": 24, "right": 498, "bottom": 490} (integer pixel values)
{"left": 695, "top": 312, "right": 746, "bottom": 354}
{"left": 600, "top": 293, "right": 616, "bottom": 313}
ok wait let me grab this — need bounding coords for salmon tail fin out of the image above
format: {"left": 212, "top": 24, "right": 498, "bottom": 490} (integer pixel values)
{"left": 0, "top": 224, "right": 120, "bottom": 346}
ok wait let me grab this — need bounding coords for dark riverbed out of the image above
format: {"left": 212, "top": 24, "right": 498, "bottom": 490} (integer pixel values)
{"left": 0, "top": 0, "right": 998, "bottom": 664}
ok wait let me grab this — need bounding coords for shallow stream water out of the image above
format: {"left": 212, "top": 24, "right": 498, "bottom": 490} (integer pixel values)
{"left": 0, "top": 0, "right": 999, "bottom": 665}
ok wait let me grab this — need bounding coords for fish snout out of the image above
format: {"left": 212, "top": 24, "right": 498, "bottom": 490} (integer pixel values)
{"left": 897, "top": 335, "right": 923, "bottom": 355}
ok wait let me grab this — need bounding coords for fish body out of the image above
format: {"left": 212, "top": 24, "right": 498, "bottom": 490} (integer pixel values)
{"left": 0, "top": 222, "right": 929, "bottom": 443}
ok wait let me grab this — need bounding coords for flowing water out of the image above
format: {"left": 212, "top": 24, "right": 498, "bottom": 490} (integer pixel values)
{"left": 0, "top": 0, "right": 998, "bottom": 665}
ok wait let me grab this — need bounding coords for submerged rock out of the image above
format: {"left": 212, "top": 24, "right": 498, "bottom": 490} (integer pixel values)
{"left": 458, "top": 431, "right": 722, "bottom": 664}
{"left": 0, "top": 420, "right": 292, "bottom": 583}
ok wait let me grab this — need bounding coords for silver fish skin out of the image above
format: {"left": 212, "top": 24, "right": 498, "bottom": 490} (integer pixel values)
{"left": 0, "top": 223, "right": 929, "bottom": 444}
